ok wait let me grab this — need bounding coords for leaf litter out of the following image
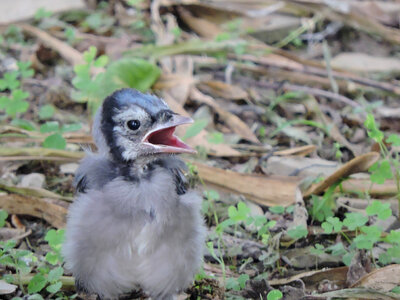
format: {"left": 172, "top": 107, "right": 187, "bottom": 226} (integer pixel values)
{"left": 1, "top": 0, "right": 400, "bottom": 299}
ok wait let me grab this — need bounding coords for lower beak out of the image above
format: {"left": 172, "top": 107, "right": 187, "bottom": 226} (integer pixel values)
{"left": 141, "top": 115, "right": 196, "bottom": 154}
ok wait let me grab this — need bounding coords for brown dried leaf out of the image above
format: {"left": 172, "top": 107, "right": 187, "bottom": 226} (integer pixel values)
{"left": 0, "top": 182, "right": 73, "bottom": 202}
{"left": 11, "top": 215, "right": 25, "bottom": 230}
{"left": 190, "top": 88, "right": 260, "bottom": 144}
{"left": 274, "top": 145, "right": 317, "bottom": 157}
{"left": 269, "top": 266, "right": 348, "bottom": 291}
{"left": 198, "top": 80, "right": 249, "bottom": 100}
{"left": 0, "top": 194, "right": 68, "bottom": 228}
{"left": 0, "top": 228, "right": 31, "bottom": 242}
{"left": 193, "top": 161, "right": 300, "bottom": 206}
{"left": 18, "top": 24, "right": 85, "bottom": 67}
{"left": 340, "top": 179, "right": 398, "bottom": 198}
{"left": 304, "top": 152, "right": 380, "bottom": 197}
{"left": 351, "top": 264, "right": 400, "bottom": 291}
{"left": 177, "top": 6, "right": 221, "bottom": 39}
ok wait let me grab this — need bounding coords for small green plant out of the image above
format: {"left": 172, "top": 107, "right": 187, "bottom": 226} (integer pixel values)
{"left": 287, "top": 225, "right": 308, "bottom": 240}
{"left": 267, "top": 289, "right": 283, "bottom": 300}
{"left": 38, "top": 104, "right": 55, "bottom": 120}
{"left": 0, "top": 61, "right": 34, "bottom": 118}
{"left": 226, "top": 274, "right": 249, "bottom": 291}
{"left": 34, "top": 8, "right": 52, "bottom": 21}
{"left": 364, "top": 114, "right": 400, "bottom": 211}
{"left": 310, "top": 184, "right": 338, "bottom": 222}
{"left": 82, "top": 12, "right": 114, "bottom": 33}
{"left": 72, "top": 46, "right": 160, "bottom": 115}
{"left": 40, "top": 121, "right": 81, "bottom": 150}
{"left": 183, "top": 119, "right": 209, "bottom": 140}
{"left": 316, "top": 200, "right": 397, "bottom": 266}
{"left": 71, "top": 46, "right": 109, "bottom": 109}
{"left": 0, "top": 209, "right": 8, "bottom": 227}
{"left": 1, "top": 228, "right": 66, "bottom": 298}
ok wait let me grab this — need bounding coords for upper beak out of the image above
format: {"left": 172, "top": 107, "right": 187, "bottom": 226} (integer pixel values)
{"left": 141, "top": 114, "right": 196, "bottom": 154}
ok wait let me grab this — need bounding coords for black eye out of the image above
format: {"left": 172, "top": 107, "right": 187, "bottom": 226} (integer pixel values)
{"left": 126, "top": 120, "right": 140, "bottom": 130}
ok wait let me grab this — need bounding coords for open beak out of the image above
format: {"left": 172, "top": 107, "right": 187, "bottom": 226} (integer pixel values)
{"left": 142, "top": 115, "right": 196, "bottom": 154}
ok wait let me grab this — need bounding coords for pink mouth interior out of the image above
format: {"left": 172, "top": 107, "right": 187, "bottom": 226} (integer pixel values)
{"left": 147, "top": 127, "right": 191, "bottom": 150}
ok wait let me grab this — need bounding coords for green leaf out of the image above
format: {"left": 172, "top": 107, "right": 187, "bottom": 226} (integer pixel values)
{"left": 83, "top": 46, "right": 97, "bottom": 63}
{"left": 204, "top": 190, "right": 220, "bottom": 201}
{"left": 40, "top": 121, "right": 59, "bottom": 133}
{"left": 6, "top": 100, "right": 29, "bottom": 117}
{"left": 46, "top": 281, "right": 62, "bottom": 294}
{"left": 226, "top": 274, "right": 249, "bottom": 291}
{"left": 93, "top": 55, "right": 109, "bottom": 68}
{"left": 1, "top": 239, "right": 17, "bottom": 251}
{"left": 45, "top": 229, "right": 65, "bottom": 250}
{"left": 34, "top": 7, "right": 52, "bottom": 20}
{"left": 267, "top": 289, "right": 283, "bottom": 300}
{"left": 0, "top": 254, "right": 14, "bottom": 266}
{"left": 39, "top": 104, "right": 55, "bottom": 119}
{"left": 321, "top": 222, "right": 333, "bottom": 234}
{"left": 228, "top": 202, "right": 250, "bottom": 222}
{"left": 310, "top": 244, "right": 324, "bottom": 256}
{"left": 269, "top": 206, "right": 285, "bottom": 214}
{"left": 10, "top": 119, "right": 36, "bottom": 131}
{"left": 387, "top": 134, "right": 400, "bottom": 146}
{"left": 366, "top": 200, "right": 392, "bottom": 220}
{"left": 353, "top": 226, "right": 382, "bottom": 250}
{"left": 43, "top": 133, "right": 66, "bottom": 150}
{"left": 326, "top": 242, "right": 346, "bottom": 256}
{"left": 364, "top": 113, "right": 384, "bottom": 143}
{"left": 61, "top": 123, "right": 81, "bottom": 133}
{"left": 0, "top": 96, "right": 10, "bottom": 109}
{"left": 0, "top": 210, "right": 8, "bottom": 227}
{"left": 343, "top": 212, "right": 368, "bottom": 230}
{"left": 322, "top": 216, "right": 343, "bottom": 234}
{"left": 0, "top": 71, "right": 19, "bottom": 91}
{"left": 102, "top": 58, "right": 161, "bottom": 92}
{"left": 45, "top": 252, "right": 59, "bottom": 265}
{"left": 237, "top": 274, "right": 249, "bottom": 289}
{"left": 47, "top": 267, "right": 64, "bottom": 283}
{"left": 28, "top": 294, "right": 44, "bottom": 300}
{"left": 391, "top": 286, "right": 400, "bottom": 294}
{"left": 17, "top": 61, "right": 34, "bottom": 78}
{"left": 207, "top": 132, "right": 224, "bottom": 144}
{"left": 183, "top": 119, "right": 208, "bottom": 140}
{"left": 12, "top": 89, "right": 29, "bottom": 102}
{"left": 287, "top": 225, "right": 308, "bottom": 240}
{"left": 28, "top": 274, "right": 47, "bottom": 294}
{"left": 14, "top": 249, "right": 31, "bottom": 258}
{"left": 369, "top": 160, "right": 393, "bottom": 184}
{"left": 342, "top": 251, "right": 354, "bottom": 266}
{"left": 386, "top": 230, "right": 400, "bottom": 245}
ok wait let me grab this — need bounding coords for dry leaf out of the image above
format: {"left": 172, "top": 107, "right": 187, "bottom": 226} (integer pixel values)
{"left": 0, "top": 280, "right": 17, "bottom": 295}
{"left": 351, "top": 264, "right": 400, "bottom": 291}
{"left": 274, "top": 145, "right": 317, "bottom": 157}
{"left": 304, "top": 152, "right": 380, "bottom": 197}
{"left": 193, "top": 161, "right": 300, "bottom": 206}
{"left": 190, "top": 88, "right": 260, "bottom": 144}
{"left": 331, "top": 52, "right": 400, "bottom": 73}
{"left": 0, "top": 194, "right": 68, "bottom": 228}
{"left": 198, "top": 80, "right": 248, "bottom": 100}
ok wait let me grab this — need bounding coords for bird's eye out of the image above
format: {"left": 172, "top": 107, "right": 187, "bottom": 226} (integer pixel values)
{"left": 126, "top": 120, "right": 140, "bottom": 130}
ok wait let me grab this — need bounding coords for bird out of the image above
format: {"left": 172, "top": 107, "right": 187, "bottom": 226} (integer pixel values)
{"left": 62, "top": 88, "right": 206, "bottom": 300}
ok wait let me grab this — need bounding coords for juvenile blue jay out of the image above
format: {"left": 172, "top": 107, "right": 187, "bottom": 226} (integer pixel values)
{"left": 63, "top": 89, "right": 206, "bottom": 299}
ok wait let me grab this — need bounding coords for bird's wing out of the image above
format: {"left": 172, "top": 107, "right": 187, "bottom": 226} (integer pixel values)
{"left": 74, "top": 153, "right": 118, "bottom": 193}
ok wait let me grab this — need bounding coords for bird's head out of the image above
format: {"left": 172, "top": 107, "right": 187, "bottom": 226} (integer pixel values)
{"left": 93, "top": 89, "right": 195, "bottom": 162}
